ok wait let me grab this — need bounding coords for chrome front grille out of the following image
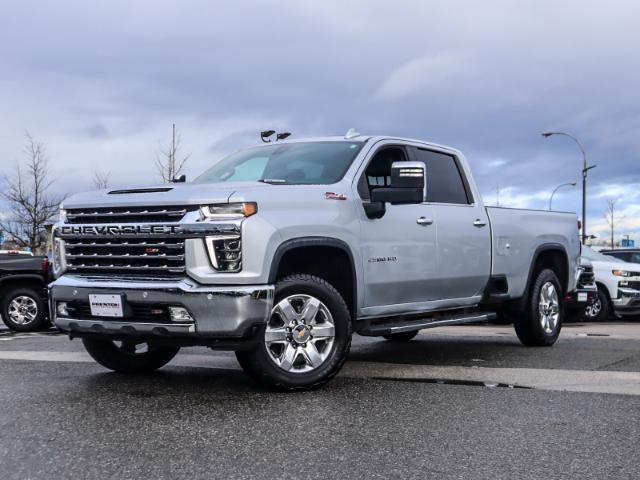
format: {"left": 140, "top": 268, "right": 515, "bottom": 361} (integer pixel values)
{"left": 64, "top": 238, "right": 185, "bottom": 276}
{"left": 65, "top": 206, "right": 196, "bottom": 224}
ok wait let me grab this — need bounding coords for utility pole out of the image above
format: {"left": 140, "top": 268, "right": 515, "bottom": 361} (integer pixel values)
{"left": 542, "top": 132, "right": 596, "bottom": 243}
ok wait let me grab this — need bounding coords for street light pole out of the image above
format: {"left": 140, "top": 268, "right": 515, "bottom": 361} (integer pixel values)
{"left": 549, "top": 182, "right": 577, "bottom": 211}
{"left": 541, "top": 132, "right": 597, "bottom": 243}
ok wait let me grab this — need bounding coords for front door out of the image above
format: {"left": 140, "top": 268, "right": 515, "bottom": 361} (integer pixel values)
{"left": 357, "top": 145, "right": 439, "bottom": 315}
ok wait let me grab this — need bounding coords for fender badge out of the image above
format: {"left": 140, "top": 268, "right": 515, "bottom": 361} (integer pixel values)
{"left": 324, "top": 192, "right": 347, "bottom": 201}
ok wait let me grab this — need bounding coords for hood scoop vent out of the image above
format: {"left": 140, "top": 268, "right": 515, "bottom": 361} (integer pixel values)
{"left": 108, "top": 187, "right": 173, "bottom": 195}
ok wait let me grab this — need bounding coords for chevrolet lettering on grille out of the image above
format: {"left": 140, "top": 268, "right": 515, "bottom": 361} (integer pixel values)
{"left": 60, "top": 225, "right": 182, "bottom": 236}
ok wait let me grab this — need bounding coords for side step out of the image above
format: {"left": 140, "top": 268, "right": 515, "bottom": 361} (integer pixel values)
{"left": 356, "top": 311, "right": 496, "bottom": 337}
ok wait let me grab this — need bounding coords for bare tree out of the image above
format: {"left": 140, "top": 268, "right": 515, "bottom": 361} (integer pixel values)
{"left": 604, "top": 198, "right": 624, "bottom": 248}
{"left": 155, "top": 124, "right": 190, "bottom": 183}
{"left": 92, "top": 168, "right": 111, "bottom": 189}
{"left": 0, "top": 134, "right": 66, "bottom": 252}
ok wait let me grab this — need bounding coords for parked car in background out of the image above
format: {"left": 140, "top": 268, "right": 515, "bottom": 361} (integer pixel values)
{"left": 0, "top": 251, "right": 51, "bottom": 331}
{"left": 564, "top": 257, "right": 597, "bottom": 321}
{"left": 601, "top": 248, "right": 640, "bottom": 264}
{"left": 581, "top": 246, "right": 640, "bottom": 321}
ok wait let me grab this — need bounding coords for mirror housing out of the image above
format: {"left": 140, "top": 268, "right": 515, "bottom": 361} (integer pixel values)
{"left": 172, "top": 174, "right": 187, "bottom": 183}
{"left": 370, "top": 161, "right": 425, "bottom": 205}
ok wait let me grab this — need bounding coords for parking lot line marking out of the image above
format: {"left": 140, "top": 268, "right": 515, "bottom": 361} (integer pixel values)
{"left": 2, "top": 350, "right": 640, "bottom": 396}
{"left": 341, "top": 362, "right": 640, "bottom": 396}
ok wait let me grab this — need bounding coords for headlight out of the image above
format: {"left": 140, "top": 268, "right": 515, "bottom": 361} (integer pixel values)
{"left": 199, "top": 203, "right": 257, "bottom": 220}
{"left": 51, "top": 232, "right": 67, "bottom": 277}
{"left": 205, "top": 235, "right": 242, "bottom": 272}
{"left": 612, "top": 270, "right": 631, "bottom": 277}
{"left": 59, "top": 207, "right": 67, "bottom": 223}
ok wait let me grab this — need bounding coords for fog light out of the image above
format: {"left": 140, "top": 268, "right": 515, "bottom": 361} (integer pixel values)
{"left": 168, "top": 306, "right": 192, "bottom": 322}
{"left": 57, "top": 302, "right": 69, "bottom": 316}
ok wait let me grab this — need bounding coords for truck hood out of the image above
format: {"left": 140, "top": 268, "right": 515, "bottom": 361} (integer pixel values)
{"left": 61, "top": 181, "right": 276, "bottom": 210}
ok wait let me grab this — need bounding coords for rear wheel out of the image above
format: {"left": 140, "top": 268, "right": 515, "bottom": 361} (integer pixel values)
{"left": 383, "top": 331, "right": 419, "bottom": 341}
{"left": 514, "top": 269, "right": 563, "bottom": 346}
{"left": 82, "top": 338, "right": 180, "bottom": 373}
{"left": 236, "top": 274, "right": 352, "bottom": 391}
{"left": 1, "top": 288, "right": 48, "bottom": 332}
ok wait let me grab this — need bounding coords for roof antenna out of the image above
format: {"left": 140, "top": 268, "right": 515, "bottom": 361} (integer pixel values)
{"left": 344, "top": 128, "right": 360, "bottom": 139}
{"left": 276, "top": 132, "right": 291, "bottom": 141}
{"left": 261, "top": 130, "right": 276, "bottom": 143}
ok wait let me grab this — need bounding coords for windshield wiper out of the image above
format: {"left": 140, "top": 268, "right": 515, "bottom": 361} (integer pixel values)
{"left": 258, "top": 178, "right": 288, "bottom": 184}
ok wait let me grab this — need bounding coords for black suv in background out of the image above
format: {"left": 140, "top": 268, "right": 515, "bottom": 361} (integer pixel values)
{"left": 0, "top": 251, "right": 51, "bottom": 331}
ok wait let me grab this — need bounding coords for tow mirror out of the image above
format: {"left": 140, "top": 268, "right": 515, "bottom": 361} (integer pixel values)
{"left": 370, "top": 161, "right": 425, "bottom": 205}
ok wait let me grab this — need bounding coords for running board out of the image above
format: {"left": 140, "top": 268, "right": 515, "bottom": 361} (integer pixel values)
{"left": 356, "top": 312, "right": 496, "bottom": 336}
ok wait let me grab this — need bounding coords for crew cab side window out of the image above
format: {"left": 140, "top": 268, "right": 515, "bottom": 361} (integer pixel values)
{"left": 358, "top": 146, "right": 409, "bottom": 200}
{"left": 413, "top": 148, "right": 471, "bottom": 204}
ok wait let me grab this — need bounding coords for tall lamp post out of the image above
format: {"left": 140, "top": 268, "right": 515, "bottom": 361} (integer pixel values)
{"left": 541, "top": 132, "right": 597, "bottom": 243}
{"left": 549, "top": 182, "right": 576, "bottom": 211}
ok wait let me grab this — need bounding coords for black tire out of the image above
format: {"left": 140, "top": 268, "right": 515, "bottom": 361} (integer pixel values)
{"left": 514, "top": 269, "right": 563, "bottom": 346}
{"left": 1, "top": 287, "right": 48, "bottom": 332}
{"left": 82, "top": 338, "right": 180, "bottom": 373}
{"left": 584, "top": 287, "right": 611, "bottom": 322}
{"left": 236, "top": 274, "right": 352, "bottom": 392}
{"left": 383, "top": 331, "right": 419, "bottom": 341}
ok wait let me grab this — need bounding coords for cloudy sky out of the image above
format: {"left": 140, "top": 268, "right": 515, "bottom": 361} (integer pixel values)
{"left": 1, "top": 0, "right": 639, "bottom": 242}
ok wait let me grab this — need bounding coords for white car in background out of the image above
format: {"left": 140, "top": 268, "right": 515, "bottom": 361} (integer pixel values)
{"left": 581, "top": 246, "right": 640, "bottom": 321}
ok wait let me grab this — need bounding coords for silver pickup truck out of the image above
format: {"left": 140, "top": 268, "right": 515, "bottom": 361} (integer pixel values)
{"left": 50, "top": 132, "right": 581, "bottom": 390}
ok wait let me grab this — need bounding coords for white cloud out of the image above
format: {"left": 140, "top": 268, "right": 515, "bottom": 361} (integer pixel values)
{"left": 375, "top": 52, "right": 468, "bottom": 101}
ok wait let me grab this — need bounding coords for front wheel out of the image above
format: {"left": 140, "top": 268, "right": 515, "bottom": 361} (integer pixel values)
{"left": 584, "top": 287, "right": 611, "bottom": 322}
{"left": 236, "top": 274, "right": 352, "bottom": 391}
{"left": 82, "top": 338, "right": 180, "bottom": 373}
{"left": 514, "top": 269, "right": 563, "bottom": 346}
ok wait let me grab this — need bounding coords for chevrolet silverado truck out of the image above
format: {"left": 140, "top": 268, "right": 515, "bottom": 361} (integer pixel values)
{"left": 50, "top": 132, "right": 581, "bottom": 390}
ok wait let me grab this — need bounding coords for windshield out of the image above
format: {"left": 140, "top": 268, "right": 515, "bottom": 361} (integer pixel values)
{"left": 193, "top": 141, "right": 365, "bottom": 185}
{"left": 582, "top": 246, "right": 620, "bottom": 263}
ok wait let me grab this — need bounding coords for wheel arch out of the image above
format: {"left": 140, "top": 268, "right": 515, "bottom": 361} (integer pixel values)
{"left": 0, "top": 275, "right": 47, "bottom": 297}
{"left": 510, "top": 243, "right": 570, "bottom": 312}
{"left": 268, "top": 237, "right": 358, "bottom": 320}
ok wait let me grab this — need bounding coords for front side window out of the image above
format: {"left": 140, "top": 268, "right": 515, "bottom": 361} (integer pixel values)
{"left": 358, "top": 146, "right": 409, "bottom": 199}
{"left": 413, "top": 148, "right": 470, "bottom": 204}
{"left": 193, "top": 142, "right": 364, "bottom": 185}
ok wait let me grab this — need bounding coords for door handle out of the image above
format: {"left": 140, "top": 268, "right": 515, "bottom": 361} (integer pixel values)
{"left": 416, "top": 217, "right": 434, "bottom": 226}
{"left": 473, "top": 219, "right": 487, "bottom": 227}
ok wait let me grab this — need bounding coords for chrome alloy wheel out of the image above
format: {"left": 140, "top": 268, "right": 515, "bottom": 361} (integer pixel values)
{"left": 8, "top": 296, "right": 39, "bottom": 325}
{"left": 584, "top": 297, "right": 602, "bottom": 319}
{"left": 538, "top": 281, "right": 560, "bottom": 333}
{"left": 264, "top": 294, "right": 336, "bottom": 374}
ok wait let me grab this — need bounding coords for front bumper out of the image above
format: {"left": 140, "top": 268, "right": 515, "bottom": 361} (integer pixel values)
{"left": 49, "top": 275, "right": 274, "bottom": 344}
{"left": 613, "top": 287, "right": 640, "bottom": 316}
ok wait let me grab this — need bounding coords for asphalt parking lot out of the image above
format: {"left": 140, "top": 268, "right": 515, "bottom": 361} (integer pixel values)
{"left": 1, "top": 322, "right": 639, "bottom": 479}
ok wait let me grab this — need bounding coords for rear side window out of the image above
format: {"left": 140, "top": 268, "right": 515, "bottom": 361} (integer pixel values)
{"left": 413, "top": 148, "right": 470, "bottom": 204}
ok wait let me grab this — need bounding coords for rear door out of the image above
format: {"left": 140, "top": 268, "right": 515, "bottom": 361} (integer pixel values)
{"left": 411, "top": 147, "right": 491, "bottom": 303}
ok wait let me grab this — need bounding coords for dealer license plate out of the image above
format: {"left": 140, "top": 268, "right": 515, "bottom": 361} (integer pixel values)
{"left": 89, "top": 294, "right": 124, "bottom": 318}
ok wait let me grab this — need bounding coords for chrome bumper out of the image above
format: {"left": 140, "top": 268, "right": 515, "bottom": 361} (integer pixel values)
{"left": 613, "top": 287, "right": 640, "bottom": 315}
{"left": 49, "top": 275, "right": 274, "bottom": 339}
